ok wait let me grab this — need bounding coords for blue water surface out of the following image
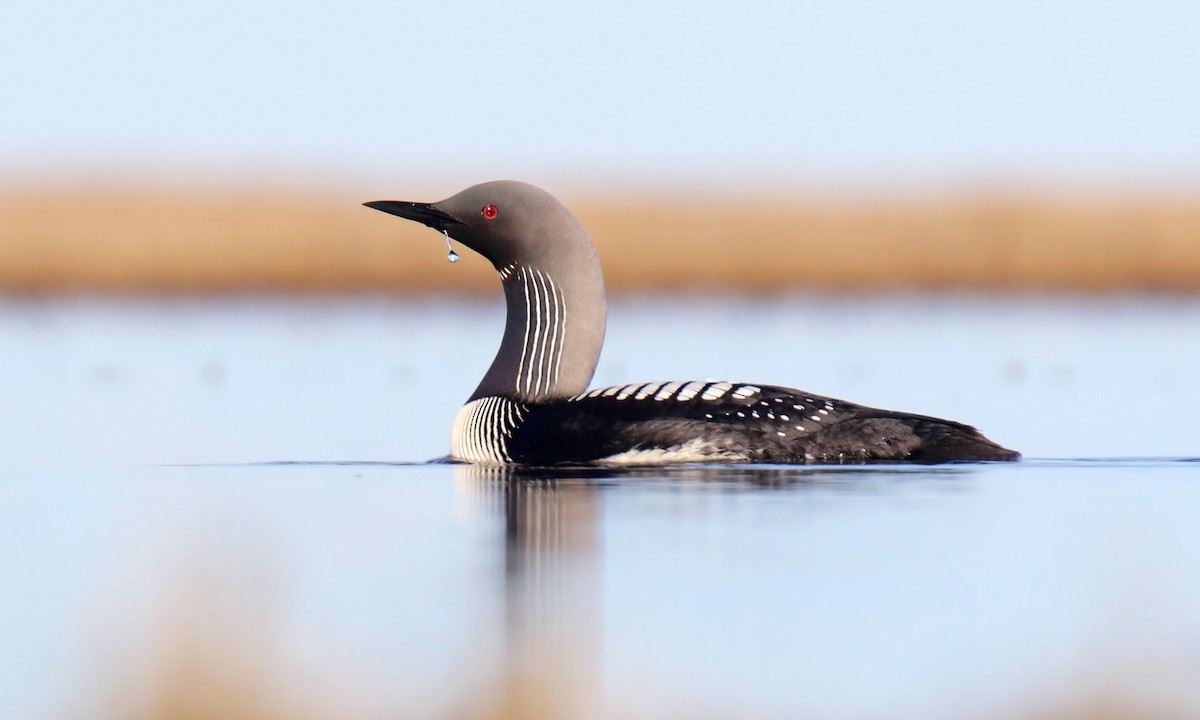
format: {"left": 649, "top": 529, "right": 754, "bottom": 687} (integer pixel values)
{"left": 1, "top": 296, "right": 1198, "bottom": 719}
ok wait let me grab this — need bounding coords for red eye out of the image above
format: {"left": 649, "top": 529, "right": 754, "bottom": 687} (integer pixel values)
{"left": 481, "top": 204, "right": 498, "bottom": 220}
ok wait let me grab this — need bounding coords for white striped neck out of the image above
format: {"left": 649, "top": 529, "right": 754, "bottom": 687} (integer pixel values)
{"left": 469, "top": 261, "right": 606, "bottom": 403}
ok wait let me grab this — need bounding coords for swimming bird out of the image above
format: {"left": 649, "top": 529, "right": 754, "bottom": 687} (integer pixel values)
{"left": 365, "top": 181, "right": 1019, "bottom": 466}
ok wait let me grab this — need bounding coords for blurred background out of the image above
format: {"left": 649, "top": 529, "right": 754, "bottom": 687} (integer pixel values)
{"left": 4, "top": 0, "right": 1200, "bottom": 293}
{"left": 4, "top": 1, "right": 1200, "bottom": 719}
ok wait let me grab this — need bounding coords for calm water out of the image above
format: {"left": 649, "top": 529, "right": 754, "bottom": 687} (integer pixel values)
{"left": 2, "top": 296, "right": 1199, "bottom": 719}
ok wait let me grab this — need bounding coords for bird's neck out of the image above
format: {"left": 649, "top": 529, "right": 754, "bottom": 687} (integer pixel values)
{"left": 469, "top": 260, "right": 607, "bottom": 403}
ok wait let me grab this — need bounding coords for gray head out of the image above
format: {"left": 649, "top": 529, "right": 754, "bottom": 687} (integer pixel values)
{"left": 365, "top": 180, "right": 607, "bottom": 403}
{"left": 366, "top": 180, "right": 591, "bottom": 270}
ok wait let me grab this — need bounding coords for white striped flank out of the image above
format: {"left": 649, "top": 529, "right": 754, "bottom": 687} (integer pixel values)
{"left": 451, "top": 397, "right": 526, "bottom": 464}
{"left": 654, "top": 381, "right": 685, "bottom": 401}
{"left": 571, "top": 380, "right": 756, "bottom": 405}
{"left": 732, "top": 384, "right": 761, "bottom": 399}
{"left": 701, "top": 381, "right": 733, "bottom": 400}
{"left": 615, "top": 383, "right": 640, "bottom": 400}
{"left": 635, "top": 382, "right": 665, "bottom": 400}
{"left": 568, "top": 381, "right": 651, "bottom": 403}
{"left": 514, "top": 267, "right": 567, "bottom": 398}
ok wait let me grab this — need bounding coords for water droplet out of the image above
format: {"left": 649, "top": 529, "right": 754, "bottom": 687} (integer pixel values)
{"left": 442, "top": 231, "right": 459, "bottom": 264}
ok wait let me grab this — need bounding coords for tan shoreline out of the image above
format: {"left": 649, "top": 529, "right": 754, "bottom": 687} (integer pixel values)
{"left": 3, "top": 189, "right": 1199, "bottom": 294}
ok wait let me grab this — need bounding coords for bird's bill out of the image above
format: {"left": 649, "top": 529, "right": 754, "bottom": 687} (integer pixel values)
{"left": 363, "top": 201, "right": 461, "bottom": 231}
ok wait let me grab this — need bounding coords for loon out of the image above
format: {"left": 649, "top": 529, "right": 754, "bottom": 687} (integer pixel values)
{"left": 365, "top": 181, "right": 1019, "bottom": 466}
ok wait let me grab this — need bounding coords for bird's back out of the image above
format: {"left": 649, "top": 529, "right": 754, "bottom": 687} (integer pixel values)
{"left": 481, "top": 380, "right": 1019, "bottom": 465}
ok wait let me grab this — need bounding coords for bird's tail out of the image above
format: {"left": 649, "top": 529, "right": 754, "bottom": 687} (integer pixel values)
{"left": 904, "top": 417, "right": 1020, "bottom": 463}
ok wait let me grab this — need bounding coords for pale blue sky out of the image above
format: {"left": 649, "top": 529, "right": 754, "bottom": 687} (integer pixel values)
{"left": 5, "top": 0, "right": 1200, "bottom": 190}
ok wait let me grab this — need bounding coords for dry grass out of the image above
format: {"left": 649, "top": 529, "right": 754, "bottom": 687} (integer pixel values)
{"left": 4, "top": 187, "right": 1200, "bottom": 294}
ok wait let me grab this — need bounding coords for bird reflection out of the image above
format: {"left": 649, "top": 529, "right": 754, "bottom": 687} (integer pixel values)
{"left": 450, "top": 462, "right": 976, "bottom": 713}
{"left": 453, "top": 464, "right": 602, "bottom": 715}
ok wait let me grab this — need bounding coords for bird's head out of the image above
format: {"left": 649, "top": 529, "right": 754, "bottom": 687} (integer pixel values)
{"left": 365, "top": 180, "right": 593, "bottom": 271}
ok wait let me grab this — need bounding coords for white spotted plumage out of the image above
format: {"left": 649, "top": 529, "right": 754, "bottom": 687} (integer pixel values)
{"left": 367, "top": 180, "right": 1016, "bottom": 466}
{"left": 455, "top": 379, "right": 864, "bottom": 465}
